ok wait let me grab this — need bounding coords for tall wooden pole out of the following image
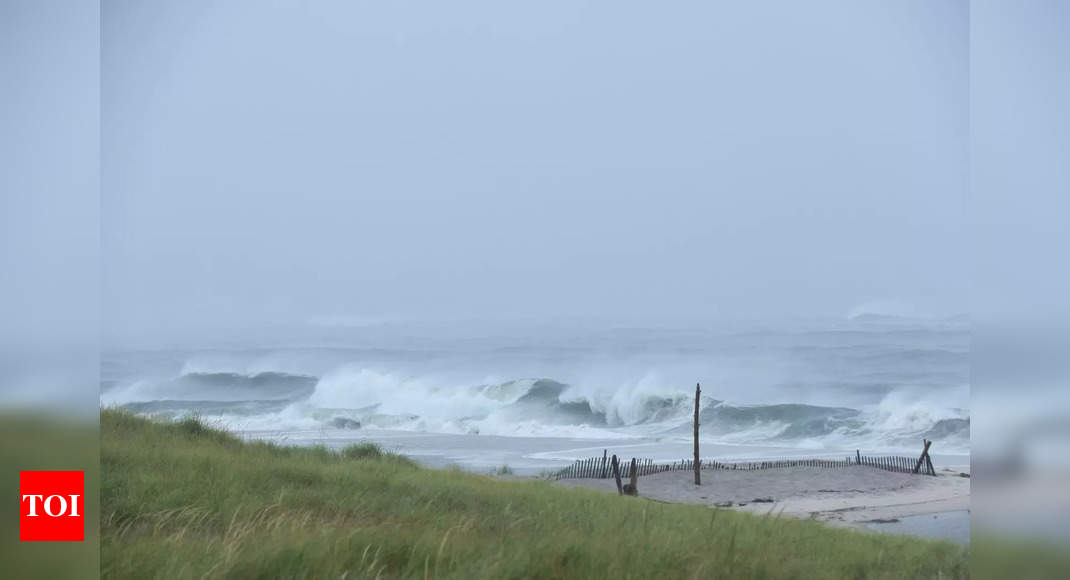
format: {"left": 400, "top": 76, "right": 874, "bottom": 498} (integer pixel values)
{"left": 694, "top": 382, "right": 701, "bottom": 485}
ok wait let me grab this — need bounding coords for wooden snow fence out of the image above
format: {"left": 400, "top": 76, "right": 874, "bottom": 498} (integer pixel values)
{"left": 552, "top": 447, "right": 936, "bottom": 481}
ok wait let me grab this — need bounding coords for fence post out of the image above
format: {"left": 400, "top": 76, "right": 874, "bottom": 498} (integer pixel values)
{"left": 694, "top": 383, "right": 701, "bottom": 485}
{"left": 611, "top": 455, "right": 623, "bottom": 494}
{"left": 627, "top": 458, "right": 639, "bottom": 496}
{"left": 913, "top": 439, "right": 933, "bottom": 474}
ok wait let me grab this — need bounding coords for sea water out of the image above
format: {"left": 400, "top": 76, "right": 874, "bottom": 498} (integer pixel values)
{"left": 102, "top": 315, "right": 969, "bottom": 473}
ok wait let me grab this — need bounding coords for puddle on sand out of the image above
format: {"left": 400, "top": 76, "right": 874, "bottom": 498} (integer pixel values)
{"left": 864, "top": 510, "right": 970, "bottom": 545}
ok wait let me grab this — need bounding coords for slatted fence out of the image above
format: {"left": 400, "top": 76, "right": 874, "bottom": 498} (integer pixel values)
{"left": 552, "top": 453, "right": 932, "bottom": 480}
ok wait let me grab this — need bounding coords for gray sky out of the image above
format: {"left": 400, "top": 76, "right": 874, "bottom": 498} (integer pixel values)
{"left": 102, "top": 0, "right": 968, "bottom": 344}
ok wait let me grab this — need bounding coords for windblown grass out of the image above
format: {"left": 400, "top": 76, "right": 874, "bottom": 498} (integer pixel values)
{"left": 101, "top": 409, "right": 967, "bottom": 579}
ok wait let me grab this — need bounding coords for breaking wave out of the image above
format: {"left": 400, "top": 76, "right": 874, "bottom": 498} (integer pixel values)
{"left": 101, "top": 371, "right": 316, "bottom": 406}
{"left": 105, "top": 364, "right": 969, "bottom": 452}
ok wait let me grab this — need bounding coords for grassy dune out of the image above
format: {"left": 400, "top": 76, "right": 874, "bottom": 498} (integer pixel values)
{"left": 101, "top": 410, "right": 967, "bottom": 579}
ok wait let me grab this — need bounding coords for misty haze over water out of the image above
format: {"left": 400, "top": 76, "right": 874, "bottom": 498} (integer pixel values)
{"left": 98, "top": 2, "right": 968, "bottom": 467}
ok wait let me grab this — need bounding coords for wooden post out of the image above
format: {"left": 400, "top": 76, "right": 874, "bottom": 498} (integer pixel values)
{"left": 626, "top": 457, "right": 639, "bottom": 496}
{"left": 913, "top": 439, "right": 933, "bottom": 474}
{"left": 856, "top": 449, "right": 861, "bottom": 465}
{"left": 611, "top": 455, "right": 623, "bottom": 495}
{"left": 694, "top": 382, "right": 701, "bottom": 485}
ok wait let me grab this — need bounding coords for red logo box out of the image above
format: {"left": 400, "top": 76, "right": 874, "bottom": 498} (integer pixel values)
{"left": 19, "top": 471, "right": 84, "bottom": 541}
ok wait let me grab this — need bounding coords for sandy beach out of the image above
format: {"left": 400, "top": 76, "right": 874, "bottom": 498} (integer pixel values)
{"left": 556, "top": 464, "right": 970, "bottom": 542}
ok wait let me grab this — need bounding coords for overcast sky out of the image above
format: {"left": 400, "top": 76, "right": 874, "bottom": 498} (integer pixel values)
{"left": 101, "top": 1, "right": 968, "bottom": 344}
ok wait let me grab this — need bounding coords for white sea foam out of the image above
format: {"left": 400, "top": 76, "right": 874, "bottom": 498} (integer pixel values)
{"left": 102, "top": 319, "right": 970, "bottom": 452}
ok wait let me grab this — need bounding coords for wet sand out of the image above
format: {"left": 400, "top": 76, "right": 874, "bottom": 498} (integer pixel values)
{"left": 557, "top": 464, "right": 970, "bottom": 543}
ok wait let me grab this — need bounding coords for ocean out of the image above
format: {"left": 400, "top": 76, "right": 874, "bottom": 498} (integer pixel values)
{"left": 101, "top": 315, "right": 969, "bottom": 475}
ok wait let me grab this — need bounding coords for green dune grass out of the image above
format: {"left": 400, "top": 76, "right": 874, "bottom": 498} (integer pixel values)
{"left": 101, "top": 409, "right": 967, "bottom": 579}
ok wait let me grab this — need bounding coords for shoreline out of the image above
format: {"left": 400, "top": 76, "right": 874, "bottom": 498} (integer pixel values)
{"left": 555, "top": 464, "right": 970, "bottom": 544}
{"left": 237, "top": 426, "right": 969, "bottom": 476}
